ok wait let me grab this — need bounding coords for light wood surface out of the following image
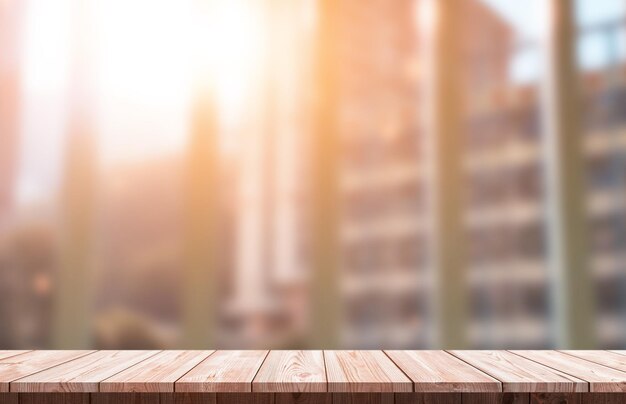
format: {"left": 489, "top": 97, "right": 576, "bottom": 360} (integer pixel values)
{"left": 0, "top": 352, "right": 30, "bottom": 362}
{"left": 2, "top": 350, "right": 626, "bottom": 395}
{"left": 100, "top": 351, "right": 213, "bottom": 393}
{"left": 324, "top": 351, "right": 412, "bottom": 393}
{"left": 511, "top": 350, "right": 626, "bottom": 392}
{"left": 449, "top": 350, "right": 587, "bottom": 393}
{"left": 562, "top": 350, "right": 626, "bottom": 372}
{"left": 176, "top": 350, "right": 269, "bottom": 393}
{"left": 0, "top": 351, "right": 95, "bottom": 392}
{"left": 11, "top": 350, "right": 159, "bottom": 393}
{"left": 385, "top": 350, "right": 501, "bottom": 393}
{"left": 253, "top": 350, "right": 326, "bottom": 393}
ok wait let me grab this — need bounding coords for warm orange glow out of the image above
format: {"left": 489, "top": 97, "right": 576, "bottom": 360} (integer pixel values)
{"left": 23, "top": 0, "right": 267, "bottom": 163}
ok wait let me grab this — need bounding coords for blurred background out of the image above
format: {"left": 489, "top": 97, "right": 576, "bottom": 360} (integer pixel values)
{"left": 0, "top": 0, "right": 625, "bottom": 350}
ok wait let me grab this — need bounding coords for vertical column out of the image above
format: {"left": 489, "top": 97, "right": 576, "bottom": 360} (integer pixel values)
{"left": 231, "top": 0, "right": 274, "bottom": 341}
{"left": 310, "top": 0, "right": 340, "bottom": 348}
{"left": 427, "top": 0, "right": 467, "bottom": 348}
{"left": 0, "top": 0, "right": 23, "bottom": 348}
{"left": 182, "top": 0, "right": 220, "bottom": 349}
{"left": 542, "top": 0, "right": 595, "bottom": 348}
{"left": 53, "top": 0, "right": 98, "bottom": 349}
{"left": 0, "top": 0, "right": 22, "bottom": 228}
{"left": 183, "top": 84, "right": 219, "bottom": 348}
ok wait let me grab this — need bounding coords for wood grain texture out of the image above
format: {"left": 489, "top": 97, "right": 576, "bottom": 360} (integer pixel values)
{"left": 333, "top": 393, "right": 394, "bottom": 404}
{"left": 0, "top": 350, "right": 95, "bottom": 392}
{"left": 529, "top": 393, "right": 581, "bottom": 404}
{"left": 324, "top": 351, "right": 412, "bottom": 393}
{"left": 385, "top": 350, "right": 501, "bottom": 393}
{"left": 276, "top": 392, "right": 332, "bottom": 404}
{"left": 7, "top": 350, "right": 626, "bottom": 397}
{"left": 449, "top": 351, "right": 587, "bottom": 393}
{"left": 253, "top": 350, "right": 326, "bottom": 392}
{"left": 581, "top": 393, "right": 626, "bottom": 404}
{"left": 0, "top": 393, "right": 17, "bottom": 404}
{"left": 100, "top": 351, "right": 213, "bottom": 393}
{"left": 176, "top": 350, "right": 269, "bottom": 393}
{"left": 161, "top": 393, "right": 217, "bottom": 404}
{"left": 394, "top": 393, "right": 461, "bottom": 404}
{"left": 461, "top": 393, "right": 529, "bottom": 404}
{"left": 511, "top": 350, "right": 626, "bottom": 392}
{"left": 0, "top": 352, "right": 30, "bottom": 362}
{"left": 19, "top": 393, "right": 90, "bottom": 404}
{"left": 216, "top": 393, "right": 273, "bottom": 404}
{"left": 11, "top": 350, "right": 159, "bottom": 392}
{"left": 560, "top": 351, "right": 626, "bottom": 372}
{"left": 90, "top": 393, "right": 160, "bottom": 404}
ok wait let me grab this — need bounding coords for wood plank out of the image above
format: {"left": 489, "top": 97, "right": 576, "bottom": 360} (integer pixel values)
{"left": 176, "top": 350, "right": 268, "bottom": 393}
{"left": 0, "top": 351, "right": 95, "bottom": 392}
{"left": 333, "top": 393, "right": 394, "bottom": 404}
{"left": 324, "top": 350, "right": 412, "bottom": 393}
{"left": 276, "top": 392, "right": 332, "bottom": 404}
{"left": 461, "top": 393, "right": 529, "bottom": 404}
{"left": 529, "top": 393, "right": 581, "bottom": 404}
{"left": 0, "top": 352, "right": 30, "bottom": 362}
{"left": 0, "top": 393, "right": 17, "bottom": 404}
{"left": 581, "top": 393, "right": 626, "bottom": 404}
{"left": 394, "top": 393, "right": 461, "bottom": 404}
{"left": 449, "top": 351, "right": 587, "bottom": 393}
{"left": 19, "top": 393, "right": 90, "bottom": 404}
{"left": 90, "top": 393, "right": 160, "bottom": 404}
{"left": 385, "top": 350, "right": 501, "bottom": 393}
{"left": 161, "top": 393, "right": 217, "bottom": 404}
{"left": 11, "top": 350, "right": 159, "bottom": 392}
{"left": 100, "top": 350, "right": 213, "bottom": 393}
{"left": 511, "top": 351, "right": 626, "bottom": 393}
{"left": 253, "top": 350, "right": 326, "bottom": 392}
{"left": 216, "top": 393, "right": 273, "bottom": 404}
{"left": 560, "top": 351, "right": 626, "bottom": 373}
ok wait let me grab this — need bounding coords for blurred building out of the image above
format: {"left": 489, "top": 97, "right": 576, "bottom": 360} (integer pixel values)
{"left": 221, "top": 0, "right": 315, "bottom": 348}
{"left": 1, "top": 0, "right": 626, "bottom": 351}
{"left": 332, "top": 0, "right": 525, "bottom": 348}
{"left": 460, "top": 1, "right": 626, "bottom": 348}
{"left": 579, "top": 22, "right": 626, "bottom": 347}
{"left": 333, "top": 0, "right": 428, "bottom": 348}
{"left": 460, "top": 5, "right": 551, "bottom": 347}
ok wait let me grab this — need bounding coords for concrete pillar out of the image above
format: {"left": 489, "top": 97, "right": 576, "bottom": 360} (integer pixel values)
{"left": 542, "top": 0, "right": 596, "bottom": 348}
{"left": 53, "top": 0, "right": 98, "bottom": 349}
{"left": 427, "top": 0, "right": 468, "bottom": 348}
{"left": 310, "top": 0, "right": 341, "bottom": 348}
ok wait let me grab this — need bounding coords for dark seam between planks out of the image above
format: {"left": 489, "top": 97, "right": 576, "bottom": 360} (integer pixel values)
{"left": 250, "top": 350, "right": 272, "bottom": 392}
{"left": 95, "top": 351, "right": 164, "bottom": 392}
{"left": 8, "top": 350, "right": 99, "bottom": 392}
{"left": 172, "top": 350, "right": 218, "bottom": 393}
{"left": 505, "top": 350, "right": 590, "bottom": 391}
{"left": 381, "top": 351, "right": 415, "bottom": 392}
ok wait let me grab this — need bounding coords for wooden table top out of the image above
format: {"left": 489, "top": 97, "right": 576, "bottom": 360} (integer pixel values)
{"left": 0, "top": 350, "right": 625, "bottom": 394}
